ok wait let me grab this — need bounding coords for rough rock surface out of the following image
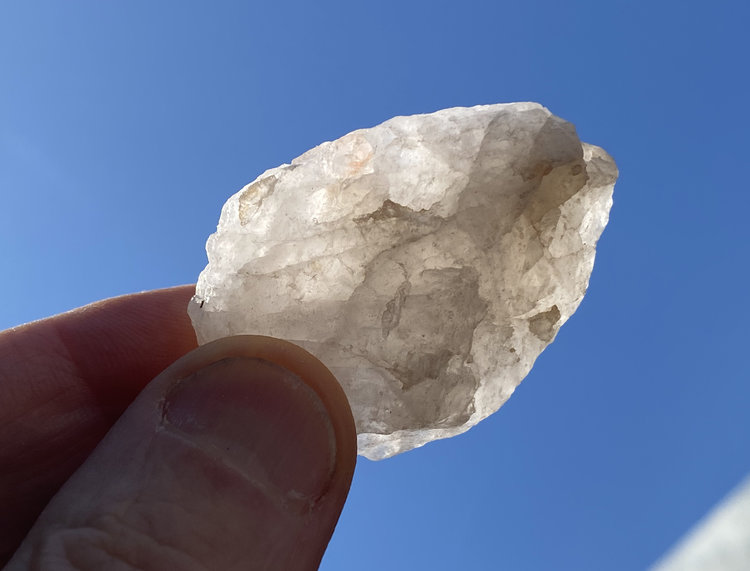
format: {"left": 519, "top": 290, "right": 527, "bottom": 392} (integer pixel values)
{"left": 188, "top": 103, "right": 617, "bottom": 460}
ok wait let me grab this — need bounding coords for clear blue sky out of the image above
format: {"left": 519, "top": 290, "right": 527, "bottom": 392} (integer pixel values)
{"left": 1, "top": 1, "right": 748, "bottom": 569}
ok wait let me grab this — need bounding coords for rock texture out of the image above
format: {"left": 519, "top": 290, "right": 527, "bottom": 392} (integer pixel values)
{"left": 189, "top": 103, "right": 617, "bottom": 460}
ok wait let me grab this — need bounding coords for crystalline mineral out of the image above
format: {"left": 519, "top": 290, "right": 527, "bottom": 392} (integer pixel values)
{"left": 188, "top": 103, "right": 617, "bottom": 460}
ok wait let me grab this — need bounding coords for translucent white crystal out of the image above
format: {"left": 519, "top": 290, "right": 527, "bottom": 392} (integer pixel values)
{"left": 189, "top": 103, "right": 617, "bottom": 460}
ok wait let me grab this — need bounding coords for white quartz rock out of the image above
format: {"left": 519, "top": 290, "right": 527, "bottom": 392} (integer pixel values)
{"left": 189, "top": 103, "right": 617, "bottom": 460}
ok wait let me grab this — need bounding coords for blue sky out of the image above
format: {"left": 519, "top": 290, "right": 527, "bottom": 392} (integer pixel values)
{"left": 1, "top": 1, "right": 748, "bottom": 569}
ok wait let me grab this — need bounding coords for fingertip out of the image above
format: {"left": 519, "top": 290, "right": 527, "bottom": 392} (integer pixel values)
{"left": 162, "top": 335, "right": 357, "bottom": 488}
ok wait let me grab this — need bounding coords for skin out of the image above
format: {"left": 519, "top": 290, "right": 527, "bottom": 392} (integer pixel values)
{"left": 0, "top": 285, "right": 356, "bottom": 570}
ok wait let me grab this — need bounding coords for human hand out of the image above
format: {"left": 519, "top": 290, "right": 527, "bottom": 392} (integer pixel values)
{"left": 0, "top": 286, "right": 356, "bottom": 570}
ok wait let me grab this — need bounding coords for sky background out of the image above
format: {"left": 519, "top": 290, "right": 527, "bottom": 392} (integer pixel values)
{"left": 1, "top": 1, "right": 748, "bottom": 569}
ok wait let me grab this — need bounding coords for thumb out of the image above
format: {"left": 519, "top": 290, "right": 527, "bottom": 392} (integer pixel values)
{"left": 7, "top": 335, "right": 357, "bottom": 571}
